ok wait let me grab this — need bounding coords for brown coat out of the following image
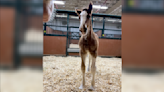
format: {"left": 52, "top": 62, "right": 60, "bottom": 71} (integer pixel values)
{"left": 79, "top": 18, "right": 99, "bottom": 57}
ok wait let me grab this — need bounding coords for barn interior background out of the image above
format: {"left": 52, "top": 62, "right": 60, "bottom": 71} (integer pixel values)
{"left": 43, "top": 10, "right": 122, "bottom": 57}
{"left": 0, "top": 0, "right": 164, "bottom": 92}
{"left": 43, "top": 0, "right": 122, "bottom": 91}
{"left": 43, "top": 0, "right": 122, "bottom": 57}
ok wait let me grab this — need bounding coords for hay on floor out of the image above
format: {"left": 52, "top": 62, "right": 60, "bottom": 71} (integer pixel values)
{"left": 43, "top": 56, "right": 122, "bottom": 92}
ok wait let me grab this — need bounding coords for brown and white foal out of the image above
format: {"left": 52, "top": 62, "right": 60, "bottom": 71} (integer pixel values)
{"left": 75, "top": 2, "right": 99, "bottom": 90}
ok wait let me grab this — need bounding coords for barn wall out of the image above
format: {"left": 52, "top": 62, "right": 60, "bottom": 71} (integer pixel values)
{"left": 0, "top": 7, "right": 15, "bottom": 66}
{"left": 28, "top": 16, "right": 43, "bottom": 30}
{"left": 68, "top": 39, "right": 121, "bottom": 57}
{"left": 43, "top": 35, "right": 121, "bottom": 57}
{"left": 44, "top": 36, "right": 67, "bottom": 55}
{"left": 21, "top": 58, "right": 42, "bottom": 67}
{"left": 46, "top": 26, "right": 67, "bottom": 35}
{"left": 98, "top": 39, "right": 121, "bottom": 56}
{"left": 70, "top": 39, "right": 79, "bottom": 44}
{"left": 122, "top": 13, "right": 164, "bottom": 69}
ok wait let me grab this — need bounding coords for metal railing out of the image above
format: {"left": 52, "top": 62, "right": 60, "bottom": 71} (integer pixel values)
{"left": 44, "top": 9, "right": 122, "bottom": 40}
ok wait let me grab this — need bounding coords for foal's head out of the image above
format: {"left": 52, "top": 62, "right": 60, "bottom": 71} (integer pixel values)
{"left": 75, "top": 2, "right": 93, "bottom": 34}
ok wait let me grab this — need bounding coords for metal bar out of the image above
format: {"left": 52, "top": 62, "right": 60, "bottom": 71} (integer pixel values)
{"left": 13, "top": 0, "right": 20, "bottom": 68}
{"left": 44, "top": 33, "right": 121, "bottom": 40}
{"left": 122, "top": 8, "right": 164, "bottom": 14}
{"left": 43, "top": 34, "right": 121, "bottom": 40}
{"left": 18, "top": 3, "right": 43, "bottom": 6}
{"left": 0, "top": 1, "right": 16, "bottom": 6}
{"left": 99, "top": 37, "right": 121, "bottom": 40}
{"left": 66, "top": 14, "right": 69, "bottom": 56}
{"left": 44, "top": 34, "right": 66, "bottom": 36}
{"left": 92, "top": 16, "right": 93, "bottom": 24}
{"left": 45, "top": 25, "right": 67, "bottom": 27}
{"left": 0, "top": 1, "right": 43, "bottom": 6}
{"left": 102, "top": 17, "right": 105, "bottom": 37}
{"left": 44, "top": 23, "right": 46, "bottom": 35}
{"left": 68, "top": 36, "right": 70, "bottom": 48}
{"left": 56, "top": 9, "right": 121, "bottom": 19}
{"left": 104, "top": 29, "right": 121, "bottom": 31}
{"left": 44, "top": 24, "right": 121, "bottom": 31}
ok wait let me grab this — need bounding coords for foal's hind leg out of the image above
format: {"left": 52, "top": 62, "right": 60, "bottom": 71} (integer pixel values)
{"left": 88, "top": 55, "right": 97, "bottom": 91}
{"left": 79, "top": 52, "right": 87, "bottom": 89}
{"left": 87, "top": 54, "right": 92, "bottom": 72}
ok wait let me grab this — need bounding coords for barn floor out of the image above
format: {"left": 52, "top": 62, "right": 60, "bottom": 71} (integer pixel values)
{"left": 43, "top": 56, "right": 122, "bottom": 92}
{"left": 1, "top": 59, "right": 164, "bottom": 92}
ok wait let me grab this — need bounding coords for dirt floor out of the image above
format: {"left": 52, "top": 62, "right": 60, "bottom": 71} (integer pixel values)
{"left": 43, "top": 56, "right": 122, "bottom": 92}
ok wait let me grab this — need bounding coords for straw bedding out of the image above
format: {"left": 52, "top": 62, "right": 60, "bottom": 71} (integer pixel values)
{"left": 43, "top": 56, "right": 122, "bottom": 92}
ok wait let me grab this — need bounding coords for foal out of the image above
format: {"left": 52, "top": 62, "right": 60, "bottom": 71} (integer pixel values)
{"left": 75, "top": 2, "right": 99, "bottom": 90}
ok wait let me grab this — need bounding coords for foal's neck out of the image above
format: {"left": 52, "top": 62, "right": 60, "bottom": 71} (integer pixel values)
{"left": 86, "top": 18, "right": 93, "bottom": 37}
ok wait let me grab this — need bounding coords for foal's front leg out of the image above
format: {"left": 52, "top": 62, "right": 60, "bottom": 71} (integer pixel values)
{"left": 87, "top": 53, "right": 97, "bottom": 72}
{"left": 79, "top": 52, "right": 87, "bottom": 89}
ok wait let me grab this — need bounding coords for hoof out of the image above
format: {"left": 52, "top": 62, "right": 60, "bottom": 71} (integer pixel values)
{"left": 79, "top": 84, "right": 84, "bottom": 89}
{"left": 88, "top": 86, "right": 95, "bottom": 91}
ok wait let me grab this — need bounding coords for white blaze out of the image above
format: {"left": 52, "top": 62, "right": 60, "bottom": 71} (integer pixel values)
{"left": 79, "top": 11, "right": 87, "bottom": 30}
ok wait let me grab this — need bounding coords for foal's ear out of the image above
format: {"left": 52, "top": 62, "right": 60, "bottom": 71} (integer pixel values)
{"left": 75, "top": 9, "right": 81, "bottom": 17}
{"left": 87, "top": 1, "right": 93, "bottom": 14}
